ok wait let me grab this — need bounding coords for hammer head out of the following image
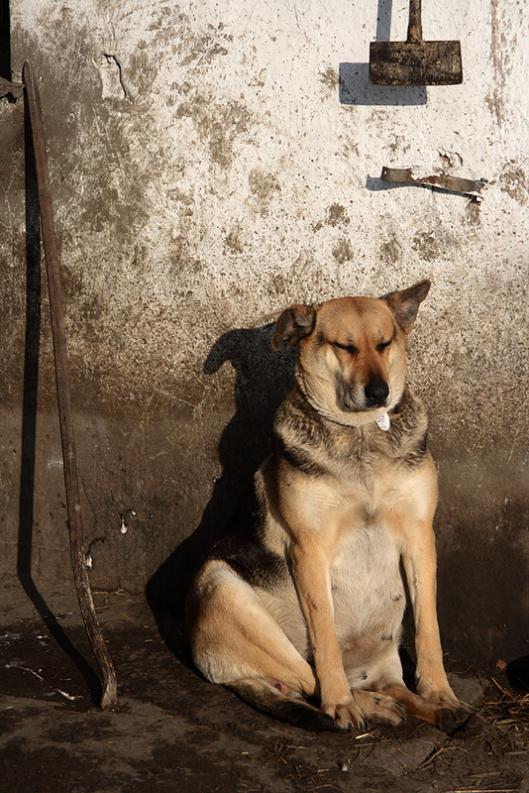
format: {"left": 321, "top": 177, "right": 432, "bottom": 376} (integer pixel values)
{"left": 369, "top": 40, "right": 462, "bottom": 85}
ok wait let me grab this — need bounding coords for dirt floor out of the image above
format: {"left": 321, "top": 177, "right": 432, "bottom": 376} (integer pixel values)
{"left": 1, "top": 586, "right": 529, "bottom": 793}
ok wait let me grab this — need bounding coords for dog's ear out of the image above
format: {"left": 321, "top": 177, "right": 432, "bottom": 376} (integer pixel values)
{"left": 272, "top": 304, "right": 316, "bottom": 350}
{"left": 382, "top": 280, "right": 431, "bottom": 333}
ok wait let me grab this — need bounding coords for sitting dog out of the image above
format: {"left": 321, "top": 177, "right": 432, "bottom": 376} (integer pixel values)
{"left": 186, "top": 281, "right": 463, "bottom": 731}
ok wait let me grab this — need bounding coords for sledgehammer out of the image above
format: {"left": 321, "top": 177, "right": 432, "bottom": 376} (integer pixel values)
{"left": 369, "top": 0, "right": 462, "bottom": 86}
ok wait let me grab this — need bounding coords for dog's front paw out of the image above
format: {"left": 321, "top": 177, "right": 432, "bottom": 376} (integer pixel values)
{"left": 417, "top": 678, "right": 471, "bottom": 732}
{"left": 322, "top": 697, "right": 366, "bottom": 731}
{"left": 417, "top": 682, "right": 460, "bottom": 709}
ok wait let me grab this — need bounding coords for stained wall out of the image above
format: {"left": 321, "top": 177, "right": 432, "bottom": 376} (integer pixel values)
{"left": 1, "top": 0, "right": 527, "bottom": 662}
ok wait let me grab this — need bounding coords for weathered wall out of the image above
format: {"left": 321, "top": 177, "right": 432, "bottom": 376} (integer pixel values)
{"left": 1, "top": 0, "right": 528, "bottom": 663}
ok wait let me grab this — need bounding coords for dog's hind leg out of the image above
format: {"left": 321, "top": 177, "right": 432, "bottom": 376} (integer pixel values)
{"left": 188, "top": 563, "right": 318, "bottom": 694}
{"left": 379, "top": 683, "right": 469, "bottom": 732}
{"left": 187, "top": 563, "right": 342, "bottom": 730}
{"left": 226, "top": 677, "right": 338, "bottom": 731}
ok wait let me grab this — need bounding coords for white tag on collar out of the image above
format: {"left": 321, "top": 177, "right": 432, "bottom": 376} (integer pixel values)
{"left": 376, "top": 412, "right": 391, "bottom": 432}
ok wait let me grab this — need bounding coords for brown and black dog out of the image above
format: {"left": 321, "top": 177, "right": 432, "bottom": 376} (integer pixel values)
{"left": 186, "top": 281, "right": 464, "bottom": 731}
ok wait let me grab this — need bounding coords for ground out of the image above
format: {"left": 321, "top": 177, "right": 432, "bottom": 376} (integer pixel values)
{"left": 1, "top": 587, "right": 528, "bottom": 793}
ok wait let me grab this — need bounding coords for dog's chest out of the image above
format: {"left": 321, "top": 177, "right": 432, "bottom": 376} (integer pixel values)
{"left": 330, "top": 519, "right": 405, "bottom": 641}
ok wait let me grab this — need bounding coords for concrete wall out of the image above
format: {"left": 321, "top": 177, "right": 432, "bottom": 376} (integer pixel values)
{"left": 1, "top": 0, "right": 527, "bottom": 663}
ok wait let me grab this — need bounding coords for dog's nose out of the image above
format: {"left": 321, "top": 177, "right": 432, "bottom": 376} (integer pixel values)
{"left": 364, "top": 378, "right": 389, "bottom": 407}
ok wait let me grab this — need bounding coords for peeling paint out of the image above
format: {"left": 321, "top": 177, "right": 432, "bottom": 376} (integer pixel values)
{"left": 319, "top": 66, "right": 338, "bottom": 94}
{"left": 486, "top": 0, "right": 512, "bottom": 127}
{"left": 177, "top": 22, "right": 231, "bottom": 67}
{"left": 176, "top": 94, "right": 253, "bottom": 169}
{"left": 379, "top": 235, "right": 402, "bottom": 266}
{"left": 247, "top": 168, "right": 281, "bottom": 215}
{"left": 464, "top": 200, "right": 481, "bottom": 227}
{"left": 437, "top": 150, "right": 463, "bottom": 173}
{"left": 388, "top": 135, "right": 410, "bottom": 155}
{"left": 224, "top": 226, "right": 244, "bottom": 254}
{"left": 312, "top": 203, "right": 350, "bottom": 232}
{"left": 332, "top": 238, "right": 353, "bottom": 263}
{"left": 499, "top": 163, "right": 528, "bottom": 205}
{"left": 411, "top": 231, "right": 442, "bottom": 262}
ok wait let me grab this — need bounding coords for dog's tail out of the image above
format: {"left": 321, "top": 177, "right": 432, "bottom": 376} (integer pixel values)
{"left": 226, "top": 678, "right": 339, "bottom": 732}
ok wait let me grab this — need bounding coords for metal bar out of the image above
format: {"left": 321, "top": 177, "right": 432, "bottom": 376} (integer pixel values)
{"left": 380, "top": 166, "right": 486, "bottom": 199}
{"left": 22, "top": 60, "right": 117, "bottom": 710}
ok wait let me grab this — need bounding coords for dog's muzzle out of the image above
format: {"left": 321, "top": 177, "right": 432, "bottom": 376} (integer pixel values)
{"left": 337, "top": 374, "right": 390, "bottom": 412}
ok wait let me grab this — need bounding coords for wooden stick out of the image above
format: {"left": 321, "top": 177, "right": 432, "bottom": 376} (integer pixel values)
{"left": 22, "top": 60, "right": 117, "bottom": 709}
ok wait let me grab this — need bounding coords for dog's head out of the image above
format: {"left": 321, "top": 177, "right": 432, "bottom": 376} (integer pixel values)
{"left": 272, "top": 280, "right": 430, "bottom": 426}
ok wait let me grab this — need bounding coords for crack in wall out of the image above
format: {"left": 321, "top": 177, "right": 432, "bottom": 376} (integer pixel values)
{"left": 93, "top": 52, "right": 131, "bottom": 101}
{"left": 103, "top": 53, "right": 129, "bottom": 101}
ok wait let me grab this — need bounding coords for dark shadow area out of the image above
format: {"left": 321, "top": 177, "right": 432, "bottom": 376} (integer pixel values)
{"left": 17, "top": 95, "right": 101, "bottom": 704}
{"left": 339, "top": 63, "right": 427, "bottom": 106}
{"left": 0, "top": 0, "right": 10, "bottom": 80}
{"left": 399, "top": 647, "right": 416, "bottom": 691}
{"left": 437, "top": 495, "right": 529, "bottom": 666}
{"left": 339, "top": 0, "right": 426, "bottom": 106}
{"left": 375, "top": 0, "right": 392, "bottom": 41}
{"left": 507, "top": 656, "right": 529, "bottom": 692}
{"left": 365, "top": 174, "right": 408, "bottom": 192}
{"left": 147, "top": 324, "right": 296, "bottom": 652}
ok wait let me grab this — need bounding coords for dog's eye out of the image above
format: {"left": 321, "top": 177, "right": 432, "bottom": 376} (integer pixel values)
{"left": 333, "top": 342, "right": 358, "bottom": 354}
{"left": 376, "top": 339, "right": 392, "bottom": 352}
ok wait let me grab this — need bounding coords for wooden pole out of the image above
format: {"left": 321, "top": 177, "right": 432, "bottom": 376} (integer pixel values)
{"left": 23, "top": 60, "right": 117, "bottom": 709}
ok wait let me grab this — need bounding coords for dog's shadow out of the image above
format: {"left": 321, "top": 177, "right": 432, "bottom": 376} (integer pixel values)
{"left": 146, "top": 323, "right": 295, "bottom": 656}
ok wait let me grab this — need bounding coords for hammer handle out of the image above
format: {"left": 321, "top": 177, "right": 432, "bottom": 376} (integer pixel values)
{"left": 407, "top": 0, "right": 423, "bottom": 43}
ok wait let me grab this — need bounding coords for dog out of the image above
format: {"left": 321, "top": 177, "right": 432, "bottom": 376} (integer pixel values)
{"left": 186, "top": 280, "right": 464, "bottom": 731}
